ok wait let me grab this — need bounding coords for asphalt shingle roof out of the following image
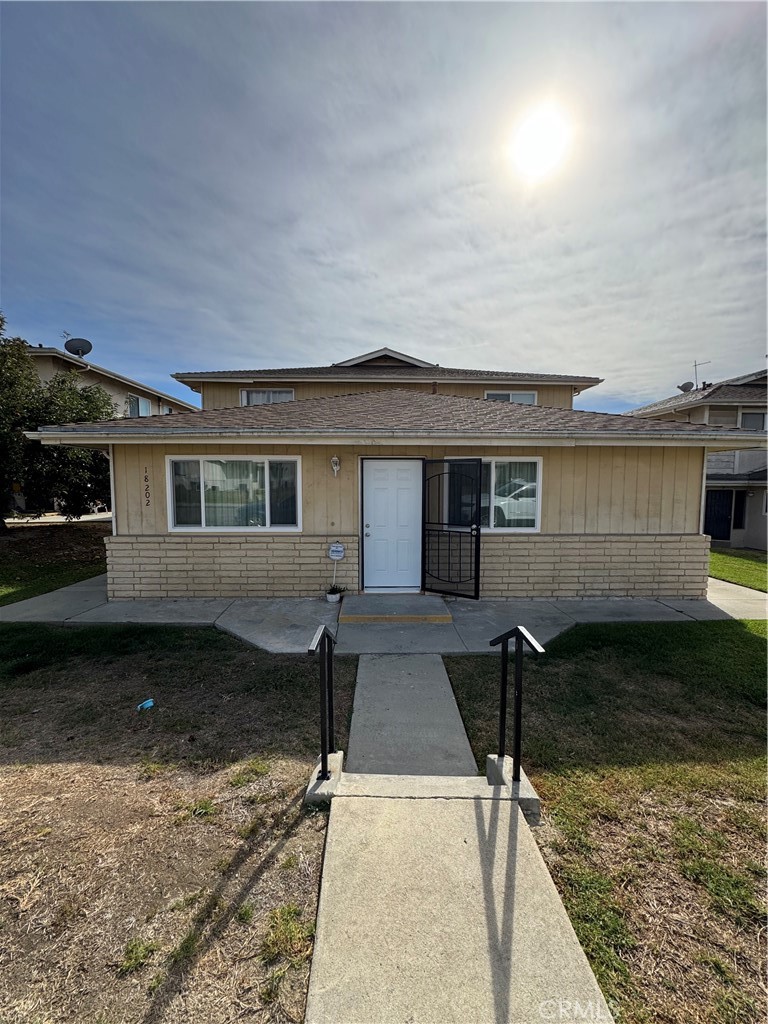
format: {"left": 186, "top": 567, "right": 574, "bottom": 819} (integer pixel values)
{"left": 35, "top": 389, "right": 765, "bottom": 440}
{"left": 630, "top": 375, "right": 766, "bottom": 416}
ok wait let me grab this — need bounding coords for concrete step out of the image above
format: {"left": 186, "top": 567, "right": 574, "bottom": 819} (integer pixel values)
{"left": 339, "top": 593, "right": 452, "bottom": 623}
{"left": 338, "top": 772, "right": 509, "bottom": 800}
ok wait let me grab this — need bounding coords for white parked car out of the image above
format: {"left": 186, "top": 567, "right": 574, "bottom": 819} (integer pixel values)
{"left": 482, "top": 480, "right": 537, "bottom": 528}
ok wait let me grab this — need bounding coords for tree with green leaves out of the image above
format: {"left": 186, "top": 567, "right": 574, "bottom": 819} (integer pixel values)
{"left": 0, "top": 313, "right": 117, "bottom": 528}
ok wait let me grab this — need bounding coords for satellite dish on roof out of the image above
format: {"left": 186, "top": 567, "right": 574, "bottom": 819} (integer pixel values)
{"left": 64, "top": 337, "right": 92, "bottom": 359}
{"left": 677, "top": 381, "right": 694, "bottom": 393}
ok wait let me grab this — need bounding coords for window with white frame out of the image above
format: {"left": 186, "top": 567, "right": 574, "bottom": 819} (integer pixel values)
{"left": 127, "top": 395, "right": 152, "bottom": 417}
{"left": 240, "top": 389, "right": 295, "bottom": 406}
{"left": 484, "top": 390, "right": 537, "bottom": 405}
{"left": 168, "top": 457, "right": 300, "bottom": 530}
{"left": 447, "top": 459, "right": 541, "bottom": 530}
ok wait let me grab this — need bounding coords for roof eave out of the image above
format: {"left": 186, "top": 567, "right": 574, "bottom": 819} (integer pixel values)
{"left": 171, "top": 372, "right": 604, "bottom": 387}
{"left": 26, "top": 427, "right": 765, "bottom": 450}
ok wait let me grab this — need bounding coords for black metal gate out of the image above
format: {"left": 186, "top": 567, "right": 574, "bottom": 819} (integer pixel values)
{"left": 704, "top": 489, "right": 733, "bottom": 541}
{"left": 422, "top": 459, "right": 482, "bottom": 599}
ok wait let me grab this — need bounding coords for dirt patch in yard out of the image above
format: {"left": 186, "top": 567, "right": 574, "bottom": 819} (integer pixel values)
{"left": 0, "top": 624, "right": 357, "bottom": 1024}
{"left": 0, "top": 521, "right": 110, "bottom": 606}
{"left": 0, "top": 520, "right": 110, "bottom": 565}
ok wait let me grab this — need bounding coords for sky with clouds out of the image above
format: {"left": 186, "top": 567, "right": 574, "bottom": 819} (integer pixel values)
{"left": 2, "top": 2, "right": 765, "bottom": 412}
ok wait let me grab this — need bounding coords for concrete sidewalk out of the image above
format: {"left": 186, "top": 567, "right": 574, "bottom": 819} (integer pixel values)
{"left": 306, "top": 797, "right": 613, "bottom": 1024}
{"left": 1, "top": 575, "right": 764, "bottom": 653}
{"left": 345, "top": 654, "right": 477, "bottom": 776}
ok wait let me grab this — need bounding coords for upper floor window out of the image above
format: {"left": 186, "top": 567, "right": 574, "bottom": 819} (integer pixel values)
{"left": 168, "top": 457, "right": 301, "bottom": 531}
{"left": 740, "top": 410, "right": 766, "bottom": 430}
{"left": 127, "top": 395, "right": 152, "bottom": 417}
{"left": 708, "top": 408, "right": 738, "bottom": 427}
{"left": 241, "top": 389, "right": 295, "bottom": 406}
{"left": 484, "top": 390, "right": 537, "bottom": 405}
{"left": 161, "top": 404, "right": 174, "bottom": 415}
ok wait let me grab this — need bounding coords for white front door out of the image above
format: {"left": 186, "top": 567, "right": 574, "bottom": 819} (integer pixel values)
{"left": 362, "top": 459, "right": 422, "bottom": 590}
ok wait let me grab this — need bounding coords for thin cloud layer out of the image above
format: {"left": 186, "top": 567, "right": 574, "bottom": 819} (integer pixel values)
{"left": 1, "top": 2, "right": 765, "bottom": 410}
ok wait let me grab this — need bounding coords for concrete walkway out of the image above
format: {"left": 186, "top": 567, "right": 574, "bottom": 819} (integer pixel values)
{"left": 345, "top": 654, "right": 477, "bottom": 776}
{"left": 704, "top": 577, "right": 768, "bottom": 619}
{"left": 1, "top": 574, "right": 764, "bottom": 653}
{"left": 305, "top": 650, "right": 614, "bottom": 1022}
{"left": 307, "top": 796, "right": 613, "bottom": 1024}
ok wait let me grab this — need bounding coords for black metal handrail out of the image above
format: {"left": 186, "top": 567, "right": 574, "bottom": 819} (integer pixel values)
{"left": 308, "top": 624, "right": 337, "bottom": 781}
{"left": 489, "top": 625, "right": 545, "bottom": 783}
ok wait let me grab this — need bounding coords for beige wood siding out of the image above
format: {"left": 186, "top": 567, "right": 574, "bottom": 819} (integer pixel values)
{"left": 200, "top": 381, "right": 575, "bottom": 410}
{"left": 31, "top": 355, "right": 192, "bottom": 416}
{"left": 112, "top": 443, "right": 704, "bottom": 538}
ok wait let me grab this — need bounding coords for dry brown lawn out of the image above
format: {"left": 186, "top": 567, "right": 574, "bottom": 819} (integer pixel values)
{"left": 0, "top": 623, "right": 356, "bottom": 1024}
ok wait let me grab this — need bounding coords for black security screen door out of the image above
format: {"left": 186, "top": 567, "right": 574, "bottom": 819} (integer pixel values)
{"left": 704, "top": 489, "right": 733, "bottom": 541}
{"left": 422, "top": 459, "right": 482, "bottom": 599}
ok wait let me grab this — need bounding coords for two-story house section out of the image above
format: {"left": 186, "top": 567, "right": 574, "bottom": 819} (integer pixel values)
{"left": 171, "top": 347, "right": 602, "bottom": 410}
{"left": 28, "top": 345, "right": 198, "bottom": 417}
{"left": 630, "top": 370, "right": 767, "bottom": 550}
{"left": 29, "top": 349, "right": 765, "bottom": 602}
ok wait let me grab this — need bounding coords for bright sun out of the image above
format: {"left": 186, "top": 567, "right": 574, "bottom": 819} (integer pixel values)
{"left": 508, "top": 102, "right": 574, "bottom": 183}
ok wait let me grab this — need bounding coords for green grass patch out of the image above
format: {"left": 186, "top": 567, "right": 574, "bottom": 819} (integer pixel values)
{"left": 446, "top": 620, "right": 767, "bottom": 1023}
{"left": 558, "top": 866, "right": 636, "bottom": 984}
{"left": 117, "top": 937, "right": 159, "bottom": 976}
{"left": 0, "top": 560, "right": 105, "bottom": 607}
{"left": 177, "top": 797, "right": 217, "bottom": 822}
{"left": 229, "top": 757, "right": 270, "bottom": 787}
{"left": 235, "top": 902, "right": 254, "bottom": 924}
{"left": 168, "top": 930, "right": 198, "bottom": 966}
{"left": 710, "top": 548, "right": 767, "bottom": 592}
{"left": 261, "top": 904, "right": 314, "bottom": 967}
{"left": 0, "top": 622, "right": 236, "bottom": 684}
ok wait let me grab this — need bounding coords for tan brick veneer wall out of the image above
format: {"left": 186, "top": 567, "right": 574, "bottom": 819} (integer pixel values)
{"left": 105, "top": 535, "right": 359, "bottom": 599}
{"left": 480, "top": 534, "right": 710, "bottom": 599}
{"left": 106, "top": 532, "right": 709, "bottom": 600}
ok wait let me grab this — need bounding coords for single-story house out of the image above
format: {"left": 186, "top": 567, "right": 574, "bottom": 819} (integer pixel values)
{"left": 27, "top": 348, "right": 765, "bottom": 601}
{"left": 630, "top": 370, "right": 767, "bottom": 551}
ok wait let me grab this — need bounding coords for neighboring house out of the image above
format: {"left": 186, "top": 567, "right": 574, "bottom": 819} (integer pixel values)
{"left": 28, "top": 345, "right": 198, "bottom": 418}
{"left": 630, "top": 370, "right": 767, "bottom": 551}
{"left": 28, "top": 348, "right": 764, "bottom": 601}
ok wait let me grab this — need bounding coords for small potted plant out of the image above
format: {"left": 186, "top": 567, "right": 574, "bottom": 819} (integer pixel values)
{"left": 325, "top": 584, "right": 346, "bottom": 603}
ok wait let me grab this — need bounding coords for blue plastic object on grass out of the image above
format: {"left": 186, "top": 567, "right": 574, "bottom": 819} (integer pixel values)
{"left": 137, "top": 699, "right": 155, "bottom": 711}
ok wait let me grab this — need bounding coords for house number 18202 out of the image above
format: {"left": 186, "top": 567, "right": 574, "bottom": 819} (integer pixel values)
{"left": 143, "top": 467, "right": 151, "bottom": 507}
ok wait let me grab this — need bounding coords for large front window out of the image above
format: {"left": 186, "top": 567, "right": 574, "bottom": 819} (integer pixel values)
{"left": 168, "top": 457, "right": 300, "bottom": 530}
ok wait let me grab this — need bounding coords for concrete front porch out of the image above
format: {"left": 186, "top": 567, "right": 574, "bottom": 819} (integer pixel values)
{"left": 0, "top": 576, "right": 765, "bottom": 652}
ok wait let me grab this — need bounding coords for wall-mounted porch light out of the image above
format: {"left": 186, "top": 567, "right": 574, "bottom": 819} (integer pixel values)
{"left": 330, "top": 455, "right": 341, "bottom": 477}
